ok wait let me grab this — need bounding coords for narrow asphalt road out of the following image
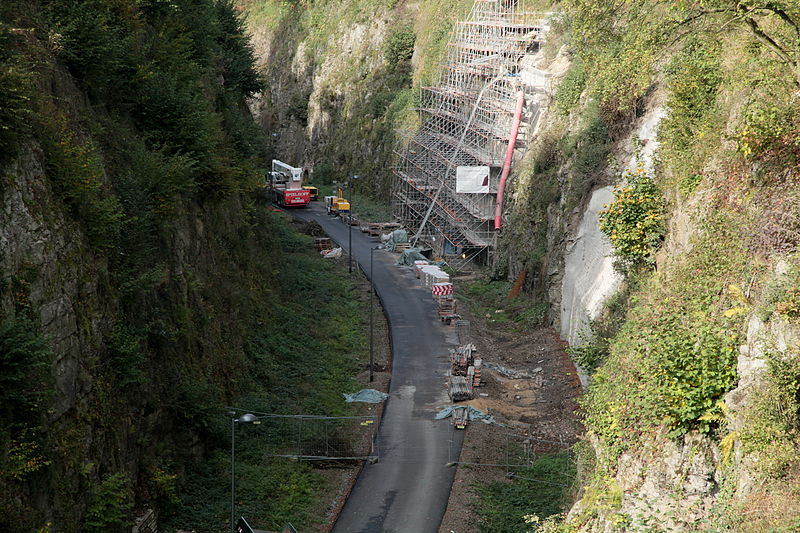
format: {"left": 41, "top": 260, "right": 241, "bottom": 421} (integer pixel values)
{"left": 292, "top": 203, "right": 464, "bottom": 533}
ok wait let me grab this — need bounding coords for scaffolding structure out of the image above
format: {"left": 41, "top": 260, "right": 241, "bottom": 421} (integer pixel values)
{"left": 392, "top": 0, "right": 549, "bottom": 266}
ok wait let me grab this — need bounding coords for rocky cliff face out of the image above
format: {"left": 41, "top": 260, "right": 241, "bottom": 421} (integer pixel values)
{"left": 0, "top": 2, "right": 285, "bottom": 529}
{"left": 0, "top": 136, "right": 275, "bottom": 529}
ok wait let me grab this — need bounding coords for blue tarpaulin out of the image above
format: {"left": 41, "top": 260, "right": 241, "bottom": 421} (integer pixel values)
{"left": 343, "top": 389, "right": 390, "bottom": 403}
{"left": 434, "top": 405, "right": 492, "bottom": 421}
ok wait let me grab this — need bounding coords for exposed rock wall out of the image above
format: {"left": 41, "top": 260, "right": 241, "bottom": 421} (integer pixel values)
{"left": 0, "top": 139, "right": 269, "bottom": 529}
{"left": 559, "top": 186, "right": 620, "bottom": 349}
{"left": 558, "top": 101, "right": 665, "bottom": 351}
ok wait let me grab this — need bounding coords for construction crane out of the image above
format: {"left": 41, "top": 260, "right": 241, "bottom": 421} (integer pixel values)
{"left": 269, "top": 159, "right": 311, "bottom": 207}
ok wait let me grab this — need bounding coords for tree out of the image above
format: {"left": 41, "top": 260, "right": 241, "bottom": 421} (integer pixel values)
{"left": 676, "top": 1, "right": 800, "bottom": 87}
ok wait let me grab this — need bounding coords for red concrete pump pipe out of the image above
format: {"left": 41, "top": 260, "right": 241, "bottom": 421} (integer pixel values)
{"left": 494, "top": 90, "right": 525, "bottom": 230}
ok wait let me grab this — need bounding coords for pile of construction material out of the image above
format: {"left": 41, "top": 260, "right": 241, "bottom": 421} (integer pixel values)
{"left": 383, "top": 229, "right": 410, "bottom": 252}
{"left": 314, "top": 237, "right": 333, "bottom": 252}
{"left": 413, "top": 260, "right": 458, "bottom": 320}
{"left": 449, "top": 376, "right": 472, "bottom": 402}
{"left": 431, "top": 281, "right": 459, "bottom": 324}
{"left": 448, "top": 343, "right": 482, "bottom": 401}
{"left": 362, "top": 222, "right": 402, "bottom": 237}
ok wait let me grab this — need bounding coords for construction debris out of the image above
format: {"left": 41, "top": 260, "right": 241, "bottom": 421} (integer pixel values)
{"left": 395, "top": 248, "right": 429, "bottom": 266}
{"left": 385, "top": 229, "right": 409, "bottom": 252}
{"left": 363, "top": 222, "right": 402, "bottom": 237}
{"left": 483, "top": 361, "right": 537, "bottom": 379}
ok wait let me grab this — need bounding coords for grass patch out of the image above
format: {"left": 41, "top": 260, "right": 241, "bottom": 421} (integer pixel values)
{"left": 461, "top": 280, "right": 547, "bottom": 329}
{"left": 162, "top": 212, "right": 371, "bottom": 532}
{"left": 474, "top": 451, "right": 577, "bottom": 533}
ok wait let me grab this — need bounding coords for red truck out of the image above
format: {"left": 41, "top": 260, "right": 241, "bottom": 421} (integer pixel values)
{"left": 270, "top": 159, "right": 311, "bottom": 208}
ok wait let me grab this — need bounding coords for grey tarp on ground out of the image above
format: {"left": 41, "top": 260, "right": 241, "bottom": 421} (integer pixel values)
{"left": 434, "top": 405, "right": 493, "bottom": 421}
{"left": 395, "top": 248, "right": 428, "bottom": 266}
{"left": 343, "top": 389, "right": 390, "bottom": 403}
{"left": 385, "top": 229, "right": 409, "bottom": 252}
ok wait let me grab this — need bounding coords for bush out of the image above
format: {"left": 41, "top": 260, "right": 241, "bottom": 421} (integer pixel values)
{"left": 584, "top": 213, "right": 748, "bottom": 460}
{"left": 555, "top": 60, "right": 586, "bottom": 115}
{"left": 659, "top": 38, "right": 722, "bottom": 179}
{"left": 599, "top": 169, "right": 665, "bottom": 272}
{"left": 739, "top": 350, "right": 800, "bottom": 478}
{"left": 384, "top": 25, "right": 415, "bottom": 65}
{"left": 37, "top": 106, "right": 123, "bottom": 249}
{"left": 84, "top": 473, "right": 133, "bottom": 533}
{"left": 0, "top": 316, "right": 50, "bottom": 422}
{"left": 0, "top": 26, "right": 33, "bottom": 165}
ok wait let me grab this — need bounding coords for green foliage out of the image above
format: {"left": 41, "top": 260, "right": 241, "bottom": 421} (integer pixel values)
{"left": 84, "top": 473, "right": 133, "bottom": 533}
{"left": 462, "top": 279, "right": 547, "bottom": 328}
{"left": 554, "top": 60, "right": 586, "bottom": 115}
{"left": 0, "top": 316, "right": 50, "bottom": 422}
{"left": 737, "top": 95, "right": 800, "bottom": 167}
{"left": 568, "top": 327, "right": 609, "bottom": 373}
{"left": 739, "top": 350, "right": 800, "bottom": 478}
{"left": 557, "top": 103, "right": 612, "bottom": 210}
{"left": 0, "top": 25, "right": 34, "bottom": 165}
{"left": 562, "top": 0, "right": 668, "bottom": 119}
{"left": 149, "top": 467, "right": 180, "bottom": 509}
{"left": 312, "top": 160, "right": 335, "bottom": 185}
{"left": 659, "top": 38, "right": 722, "bottom": 180}
{"left": 351, "top": 188, "right": 394, "bottom": 222}
{"left": 584, "top": 212, "right": 749, "bottom": 460}
{"left": 775, "top": 286, "right": 800, "bottom": 323}
{"left": 38, "top": 109, "right": 123, "bottom": 249}
{"left": 599, "top": 170, "right": 665, "bottom": 272}
{"left": 568, "top": 278, "right": 636, "bottom": 372}
{"left": 474, "top": 451, "right": 576, "bottom": 533}
{"left": 415, "top": 0, "right": 474, "bottom": 86}
{"left": 107, "top": 323, "right": 147, "bottom": 386}
{"left": 3, "top": 434, "right": 51, "bottom": 482}
{"left": 163, "top": 212, "right": 372, "bottom": 531}
{"left": 214, "top": 0, "right": 264, "bottom": 98}
{"left": 167, "top": 451, "right": 322, "bottom": 533}
{"left": 44, "top": 0, "right": 265, "bottom": 195}
{"left": 384, "top": 24, "right": 415, "bottom": 65}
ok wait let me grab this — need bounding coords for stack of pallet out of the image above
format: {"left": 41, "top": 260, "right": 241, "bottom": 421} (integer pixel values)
{"left": 450, "top": 343, "right": 474, "bottom": 375}
{"left": 448, "top": 343, "right": 481, "bottom": 399}
{"left": 452, "top": 406, "right": 469, "bottom": 429}
{"left": 363, "top": 222, "right": 402, "bottom": 236}
{"left": 449, "top": 376, "right": 472, "bottom": 401}
{"left": 420, "top": 266, "right": 450, "bottom": 287}
{"left": 414, "top": 260, "right": 430, "bottom": 278}
{"left": 315, "top": 238, "right": 333, "bottom": 252}
{"left": 436, "top": 298, "right": 458, "bottom": 324}
{"left": 472, "top": 357, "right": 482, "bottom": 388}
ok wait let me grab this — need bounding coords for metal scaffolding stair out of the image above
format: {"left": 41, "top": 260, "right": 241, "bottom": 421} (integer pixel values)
{"left": 391, "top": 0, "right": 549, "bottom": 263}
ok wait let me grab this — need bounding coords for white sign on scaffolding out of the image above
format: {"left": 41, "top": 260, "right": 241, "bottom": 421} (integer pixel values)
{"left": 456, "top": 166, "right": 490, "bottom": 194}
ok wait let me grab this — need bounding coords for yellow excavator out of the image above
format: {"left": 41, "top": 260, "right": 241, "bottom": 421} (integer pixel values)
{"left": 325, "top": 184, "right": 350, "bottom": 216}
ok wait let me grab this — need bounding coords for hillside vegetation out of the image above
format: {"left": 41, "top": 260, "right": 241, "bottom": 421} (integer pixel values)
{"left": 497, "top": 1, "right": 800, "bottom": 530}
{"left": 0, "top": 1, "right": 372, "bottom": 531}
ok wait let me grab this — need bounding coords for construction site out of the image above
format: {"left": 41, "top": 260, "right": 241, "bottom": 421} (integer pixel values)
{"left": 392, "top": 0, "right": 551, "bottom": 266}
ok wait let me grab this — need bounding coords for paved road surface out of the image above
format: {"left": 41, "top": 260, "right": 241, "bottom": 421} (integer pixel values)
{"left": 293, "top": 204, "right": 464, "bottom": 533}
